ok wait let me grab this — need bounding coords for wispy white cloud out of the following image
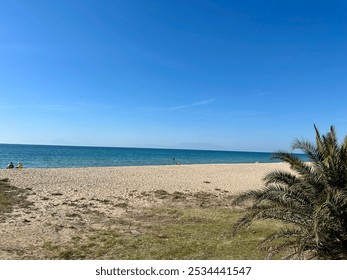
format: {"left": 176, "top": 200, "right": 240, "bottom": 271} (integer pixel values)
{"left": 251, "top": 91, "right": 278, "bottom": 98}
{"left": 168, "top": 99, "right": 215, "bottom": 110}
{"left": 137, "top": 98, "right": 215, "bottom": 111}
{"left": 252, "top": 92, "right": 266, "bottom": 97}
{"left": 253, "top": 11, "right": 270, "bottom": 35}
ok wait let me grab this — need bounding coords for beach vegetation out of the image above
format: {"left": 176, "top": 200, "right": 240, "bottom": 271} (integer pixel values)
{"left": 0, "top": 178, "right": 33, "bottom": 222}
{"left": 0, "top": 179, "right": 12, "bottom": 212}
{"left": 232, "top": 125, "right": 347, "bottom": 259}
{"left": 44, "top": 207, "right": 285, "bottom": 259}
{"left": 0, "top": 178, "right": 20, "bottom": 217}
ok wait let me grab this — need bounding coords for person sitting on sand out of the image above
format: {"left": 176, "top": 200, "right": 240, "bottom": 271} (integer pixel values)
{"left": 6, "top": 162, "right": 14, "bottom": 169}
{"left": 16, "top": 162, "right": 23, "bottom": 169}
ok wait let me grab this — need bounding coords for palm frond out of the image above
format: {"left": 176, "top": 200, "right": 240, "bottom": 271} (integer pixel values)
{"left": 314, "top": 124, "right": 324, "bottom": 155}
{"left": 263, "top": 170, "right": 299, "bottom": 186}
{"left": 292, "top": 138, "right": 322, "bottom": 163}
{"left": 271, "top": 151, "right": 313, "bottom": 178}
{"left": 231, "top": 125, "right": 347, "bottom": 259}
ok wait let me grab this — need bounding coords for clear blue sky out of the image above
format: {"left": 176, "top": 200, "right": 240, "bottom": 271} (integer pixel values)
{"left": 0, "top": 0, "right": 346, "bottom": 151}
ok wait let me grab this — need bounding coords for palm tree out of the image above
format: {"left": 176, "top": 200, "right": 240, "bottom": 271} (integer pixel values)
{"left": 232, "top": 125, "right": 347, "bottom": 259}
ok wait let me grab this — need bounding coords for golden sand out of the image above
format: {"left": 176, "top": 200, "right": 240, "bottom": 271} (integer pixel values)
{"left": 0, "top": 163, "right": 290, "bottom": 259}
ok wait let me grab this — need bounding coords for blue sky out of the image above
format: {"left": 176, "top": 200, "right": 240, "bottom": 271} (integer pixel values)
{"left": 0, "top": 0, "right": 346, "bottom": 151}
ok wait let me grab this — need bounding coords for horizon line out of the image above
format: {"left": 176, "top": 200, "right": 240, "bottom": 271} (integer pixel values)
{"left": 0, "top": 142, "right": 282, "bottom": 154}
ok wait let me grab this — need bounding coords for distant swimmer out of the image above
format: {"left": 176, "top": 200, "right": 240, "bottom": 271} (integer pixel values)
{"left": 6, "top": 162, "right": 14, "bottom": 169}
{"left": 16, "top": 162, "right": 23, "bottom": 169}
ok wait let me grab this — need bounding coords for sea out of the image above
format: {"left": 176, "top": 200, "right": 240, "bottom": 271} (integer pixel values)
{"left": 0, "top": 144, "right": 307, "bottom": 169}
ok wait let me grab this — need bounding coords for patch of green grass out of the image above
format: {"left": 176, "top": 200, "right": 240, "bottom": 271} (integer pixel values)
{"left": 0, "top": 179, "right": 14, "bottom": 214}
{"left": 46, "top": 206, "right": 287, "bottom": 259}
{"left": 0, "top": 178, "right": 32, "bottom": 221}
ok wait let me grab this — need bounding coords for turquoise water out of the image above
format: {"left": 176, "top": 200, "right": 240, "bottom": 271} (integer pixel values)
{"left": 0, "top": 144, "right": 306, "bottom": 169}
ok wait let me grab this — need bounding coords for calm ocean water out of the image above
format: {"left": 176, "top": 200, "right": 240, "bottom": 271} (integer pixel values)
{"left": 0, "top": 144, "right": 307, "bottom": 169}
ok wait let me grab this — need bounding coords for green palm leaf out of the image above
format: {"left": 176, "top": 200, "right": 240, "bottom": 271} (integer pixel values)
{"left": 232, "top": 125, "right": 347, "bottom": 259}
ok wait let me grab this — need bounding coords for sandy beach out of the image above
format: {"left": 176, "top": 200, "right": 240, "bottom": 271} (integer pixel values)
{"left": 0, "top": 163, "right": 290, "bottom": 259}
